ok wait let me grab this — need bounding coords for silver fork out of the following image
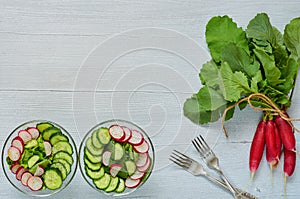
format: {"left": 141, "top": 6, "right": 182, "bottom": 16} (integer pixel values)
{"left": 192, "top": 135, "right": 241, "bottom": 199}
{"left": 169, "top": 150, "right": 257, "bottom": 199}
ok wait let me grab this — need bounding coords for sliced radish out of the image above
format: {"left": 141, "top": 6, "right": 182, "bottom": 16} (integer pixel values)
{"left": 34, "top": 165, "right": 45, "bottom": 176}
{"left": 11, "top": 136, "right": 24, "bottom": 153}
{"left": 128, "top": 130, "right": 144, "bottom": 146}
{"left": 130, "top": 170, "right": 145, "bottom": 180}
{"left": 137, "top": 156, "right": 151, "bottom": 173}
{"left": 125, "top": 177, "right": 141, "bottom": 188}
{"left": 27, "top": 127, "right": 40, "bottom": 140}
{"left": 27, "top": 176, "right": 43, "bottom": 191}
{"left": 18, "top": 130, "right": 32, "bottom": 143}
{"left": 133, "top": 140, "right": 149, "bottom": 154}
{"left": 8, "top": 146, "right": 22, "bottom": 162}
{"left": 120, "top": 126, "right": 132, "bottom": 142}
{"left": 16, "top": 167, "right": 27, "bottom": 181}
{"left": 136, "top": 153, "right": 149, "bottom": 167}
{"left": 102, "top": 150, "right": 112, "bottom": 166}
{"left": 109, "top": 125, "right": 125, "bottom": 141}
{"left": 11, "top": 163, "right": 22, "bottom": 174}
{"left": 110, "top": 164, "right": 123, "bottom": 177}
{"left": 43, "top": 141, "right": 52, "bottom": 156}
{"left": 21, "top": 172, "right": 33, "bottom": 186}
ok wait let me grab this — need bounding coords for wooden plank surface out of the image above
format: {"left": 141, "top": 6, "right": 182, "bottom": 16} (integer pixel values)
{"left": 1, "top": 0, "right": 300, "bottom": 198}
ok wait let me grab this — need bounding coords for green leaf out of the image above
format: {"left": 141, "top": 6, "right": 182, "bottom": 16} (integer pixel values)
{"left": 284, "top": 17, "right": 300, "bottom": 64}
{"left": 183, "top": 95, "right": 232, "bottom": 124}
{"left": 196, "top": 86, "right": 227, "bottom": 111}
{"left": 273, "top": 26, "right": 284, "bottom": 46}
{"left": 183, "top": 95, "right": 224, "bottom": 124}
{"left": 246, "top": 13, "right": 276, "bottom": 45}
{"left": 220, "top": 43, "right": 259, "bottom": 77}
{"left": 250, "top": 70, "right": 263, "bottom": 92}
{"left": 276, "top": 57, "right": 299, "bottom": 95}
{"left": 206, "top": 15, "right": 249, "bottom": 62}
{"left": 199, "top": 60, "right": 219, "bottom": 87}
{"left": 253, "top": 48, "right": 283, "bottom": 86}
{"left": 219, "top": 62, "right": 251, "bottom": 102}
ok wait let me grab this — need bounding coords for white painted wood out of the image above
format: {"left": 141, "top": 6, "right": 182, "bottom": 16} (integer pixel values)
{"left": 1, "top": 0, "right": 300, "bottom": 198}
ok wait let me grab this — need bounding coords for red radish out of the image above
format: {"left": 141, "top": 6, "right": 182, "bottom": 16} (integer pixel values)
{"left": 18, "top": 130, "right": 32, "bottom": 143}
{"left": 11, "top": 136, "right": 24, "bottom": 153}
{"left": 10, "top": 163, "right": 22, "bottom": 174}
{"left": 249, "top": 120, "right": 266, "bottom": 178}
{"left": 34, "top": 165, "right": 45, "bottom": 176}
{"left": 21, "top": 172, "right": 33, "bottom": 186}
{"left": 136, "top": 153, "right": 149, "bottom": 167}
{"left": 8, "top": 146, "right": 22, "bottom": 162}
{"left": 16, "top": 167, "right": 27, "bottom": 181}
{"left": 274, "top": 123, "right": 282, "bottom": 167}
{"left": 137, "top": 156, "right": 151, "bottom": 172}
{"left": 27, "top": 176, "right": 43, "bottom": 191}
{"left": 110, "top": 164, "right": 123, "bottom": 177}
{"left": 109, "top": 125, "right": 125, "bottom": 141}
{"left": 283, "top": 147, "right": 296, "bottom": 196}
{"left": 43, "top": 141, "right": 52, "bottom": 156}
{"left": 275, "top": 115, "right": 295, "bottom": 151}
{"left": 130, "top": 170, "right": 145, "bottom": 180}
{"left": 125, "top": 177, "right": 141, "bottom": 188}
{"left": 102, "top": 151, "right": 112, "bottom": 166}
{"left": 265, "top": 120, "right": 277, "bottom": 158}
{"left": 133, "top": 140, "right": 149, "bottom": 154}
{"left": 120, "top": 126, "right": 132, "bottom": 142}
{"left": 26, "top": 127, "right": 40, "bottom": 140}
{"left": 128, "top": 130, "right": 144, "bottom": 146}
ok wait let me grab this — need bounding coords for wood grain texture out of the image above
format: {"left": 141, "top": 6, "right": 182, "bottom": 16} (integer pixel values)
{"left": 1, "top": 0, "right": 300, "bottom": 198}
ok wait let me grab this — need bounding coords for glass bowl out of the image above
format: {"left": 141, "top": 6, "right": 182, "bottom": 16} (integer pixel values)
{"left": 1, "top": 120, "right": 78, "bottom": 197}
{"left": 79, "top": 119, "right": 155, "bottom": 197}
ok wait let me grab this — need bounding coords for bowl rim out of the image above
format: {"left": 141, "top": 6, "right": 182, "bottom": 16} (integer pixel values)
{"left": 79, "top": 118, "right": 155, "bottom": 196}
{"left": 1, "top": 119, "right": 79, "bottom": 197}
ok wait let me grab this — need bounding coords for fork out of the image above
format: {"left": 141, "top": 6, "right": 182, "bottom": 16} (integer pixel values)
{"left": 192, "top": 135, "right": 241, "bottom": 199}
{"left": 169, "top": 150, "right": 257, "bottom": 199}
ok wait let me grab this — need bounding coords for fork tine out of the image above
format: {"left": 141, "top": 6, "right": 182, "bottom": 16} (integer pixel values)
{"left": 192, "top": 138, "right": 205, "bottom": 155}
{"left": 199, "top": 135, "right": 210, "bottom": 150}
{"left": 169, "top": 155, "right": 189, "bottom": 169}
{"left": 173, "top": 150, "right": 191, "bottom": 160}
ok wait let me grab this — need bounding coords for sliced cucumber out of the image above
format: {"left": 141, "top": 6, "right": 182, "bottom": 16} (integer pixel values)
{"left": 92, "top": 130, "right": 103, "bottom": 149}
{"left": 113, "top": 143, "right": 124, "bottom": 161}
{"left": 51, "top": 162, "right": 67, "bottom": 180}
{"left": 105, "top": 176, "right": 119, "bottom": 192}
{"left": 52, "top": 141, "right": 73, "bottom": 155}
{"left": 84, "top": 156, "right": 102, "bottom": 171}
{"left": 93, "top": 173, "right": 111, "bottom": 190}
{"left": 28, "top": 155, "right": 40, "bottom": 168}
{"left": 28, "top": 159, "right": 51, "bottom": 174}
{"left": 125, "top": 160, "right": 136, "bottom": 176}
{"left": 36, "top": 122, "right": 54, "bottom": 133}
{"left": 43, "top": 168, "right": 63, "bottom": 190}
{"left": 84, "top": 147, "right": 102, "bottom": 164}
{"left": 42, "top": 127, "right": 62, "bottom": 141}
{"left": 85, "top": 166, "right": 105, "bottom": 180}
{"left": 97, "top": 127, "right": 111, "bottom": 145}
{"left": 50, "top": 133, "right": 68, "bottom": 146}
{"left": 25, "top": 140, "right": 38, "bottom": 149}
{"left": 53, "top": 151, "right": 74, "bottom": 165}
{"left": 53, "top": 158, "right": 71, "bottom": 174}
{"left": 86, "top": 137, "right": 103, "bottom": 156}
{"left": 115, "top": 178, "right": 125, "bottom": 193}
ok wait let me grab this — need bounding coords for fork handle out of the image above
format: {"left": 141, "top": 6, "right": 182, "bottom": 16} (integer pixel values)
{"left": 216, "top": 168, "right": 241, "bottom": 199}
{"left": 205, "top": 175, "right": 257, "bottom": 199}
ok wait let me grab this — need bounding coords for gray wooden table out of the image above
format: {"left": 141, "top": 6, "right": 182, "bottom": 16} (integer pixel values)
{"left": 1, "top": 0, "right": 300, "bottom": 198}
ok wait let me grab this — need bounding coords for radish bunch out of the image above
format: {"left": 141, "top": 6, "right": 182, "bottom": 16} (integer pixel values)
{"left": 249, "top": 114, "right": 296, "bottom": 192}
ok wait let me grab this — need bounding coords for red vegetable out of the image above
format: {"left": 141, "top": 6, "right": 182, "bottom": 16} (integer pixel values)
{"left": 275, "top": 115, "right": 295, "bottom": 151}
{"left": 249, "top": 120, "right": 266, "bottom": 177}
{"left": 283, "top": 146, "right": 296, "bottom": 196}
{"left": 265, "top": 120, "right": 277, "bottom": 158}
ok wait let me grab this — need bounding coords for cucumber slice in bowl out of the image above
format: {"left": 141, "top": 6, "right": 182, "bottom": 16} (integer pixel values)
{"left": 79, "top": 119, "right": 155, "bottom": 197}
{"left": 2, "top": 120, "right": 78, "bottom": 197}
